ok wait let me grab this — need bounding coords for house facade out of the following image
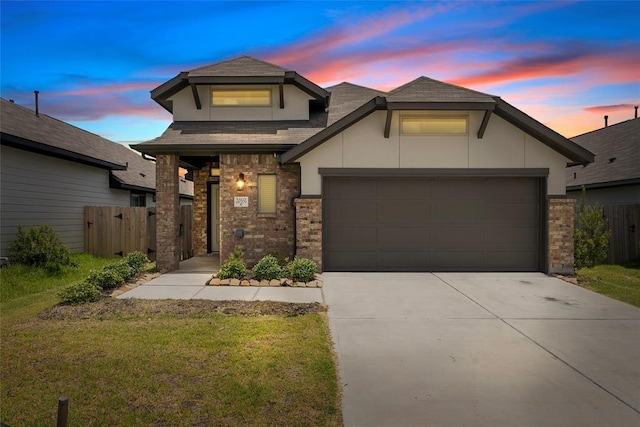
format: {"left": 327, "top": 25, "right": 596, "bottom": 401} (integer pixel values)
{"left": 0, "top": 98, "right": 193, "bottom": 256}
{"left": 134, "top": 56, "right": 593, "bottom": 274}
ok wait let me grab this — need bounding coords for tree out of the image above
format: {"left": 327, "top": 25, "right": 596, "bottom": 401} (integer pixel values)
{"left": 574, "top": 188, "right": 611, "bottom": 269}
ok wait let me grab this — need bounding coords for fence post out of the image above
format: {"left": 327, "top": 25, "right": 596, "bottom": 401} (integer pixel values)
{"left": 57, "top": 396, "right": 68, "bottom": 427}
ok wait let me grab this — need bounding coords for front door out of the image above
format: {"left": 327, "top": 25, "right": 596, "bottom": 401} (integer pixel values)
{"left": 209, "top": 184, "right": 220, "bottom": 252}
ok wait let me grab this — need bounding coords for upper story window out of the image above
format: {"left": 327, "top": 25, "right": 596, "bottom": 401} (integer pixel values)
{"left": 401, "top": 116, "right": 468, "bottom": 135}
{"left": 211, "top": 89, "right": 271, "bottom": 107}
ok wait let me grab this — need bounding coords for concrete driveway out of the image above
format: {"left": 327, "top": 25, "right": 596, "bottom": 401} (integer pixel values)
{"left": 322, "top": 272, "right": 640, "bottom": 426}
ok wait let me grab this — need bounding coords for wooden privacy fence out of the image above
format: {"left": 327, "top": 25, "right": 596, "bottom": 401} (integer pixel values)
{"left": 84, "top": 206, "right": 193, "bottom": 261}
{"left": 603, "top": 204, "right": 640, "bottom": 264}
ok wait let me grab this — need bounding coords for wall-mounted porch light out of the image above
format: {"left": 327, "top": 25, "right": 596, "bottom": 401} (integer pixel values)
{"left": 235, "top": 173, "right": 246, "bottom": 190}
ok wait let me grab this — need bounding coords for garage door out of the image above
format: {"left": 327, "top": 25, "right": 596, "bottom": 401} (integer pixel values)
{"left": 323, "top": 176, "right": 542, "bottom": 272}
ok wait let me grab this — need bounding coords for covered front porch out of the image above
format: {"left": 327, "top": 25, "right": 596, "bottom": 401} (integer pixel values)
{"left": 153, "top": 152, "right": 305, "bottom": 273}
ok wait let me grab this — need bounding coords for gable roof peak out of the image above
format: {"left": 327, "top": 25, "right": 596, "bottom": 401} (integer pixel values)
{"left": 387, "top": 76, "right": 496, "bottom": 103}
{"left": 187, "top": 55, "right": 290, "bottom": 77}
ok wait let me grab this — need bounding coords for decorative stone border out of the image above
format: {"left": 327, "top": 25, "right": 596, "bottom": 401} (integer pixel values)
{"left": 208, "top": 274, "right": 323, "bottom": 288}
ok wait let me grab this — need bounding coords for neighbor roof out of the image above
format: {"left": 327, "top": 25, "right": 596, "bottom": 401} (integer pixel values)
{"left": 0, "top": 98, "right": 193, "bottom": 197}
{"left": 566, "top": 118, "right": 640, "bottom": 190}
{"left": 1, "top": 97, "right": 127, "bottom": 170}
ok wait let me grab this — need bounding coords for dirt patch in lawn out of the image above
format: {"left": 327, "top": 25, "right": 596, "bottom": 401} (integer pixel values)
{"left": 40, "top": 299, "right": 326, "bottom": 321}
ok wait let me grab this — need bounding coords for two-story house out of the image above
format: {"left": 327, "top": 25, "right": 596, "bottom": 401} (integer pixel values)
{"left": 133, "top": 56, "right": 593, "bottom": 274}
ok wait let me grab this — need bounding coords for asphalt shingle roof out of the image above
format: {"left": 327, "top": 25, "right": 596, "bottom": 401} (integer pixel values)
{"left": 1, "top": 97, "right": 127, "bottom": 168}
{"left": 188, "top": 55, "right": 289, "bottom": 77}
{"left": 325, "top": 82, "right": 386, "bottom": 126}
{"left": 0, "top": 97, "right": 193, "bottom": 197}
{"left": 386, "top": 77, "right": 495, "bottom": 103}
{"left": 566, "top": 118, "right": 640, "bottom": 188}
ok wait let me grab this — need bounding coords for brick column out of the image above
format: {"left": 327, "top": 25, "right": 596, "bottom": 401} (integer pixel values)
{"left": 295, "top": 198, "right": 322, "bottom": 271}
{"left": 548, "top": 198, "right": 575, "bottom": 275}
{"left": 192, "top": 167, "right": 209, "bottom": 256}
{"left": 156, "top": 154, "right": 180, "bottom": 272}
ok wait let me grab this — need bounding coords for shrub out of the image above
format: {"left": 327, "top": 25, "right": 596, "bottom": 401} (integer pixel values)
{"left": 252, "top": 255, "right": 283, "bottom": 281}
{"left": 85, "top": 269, "right": 125, "bottom": 290}
{"left": 104, "top": 261, "right": 135, "bottom": 281}
{"left": 59, "top": 281, "right": 101, "bottom": 305}
{"left": 575, "top": 189, "right": 611, "bottom": 269}
{"left": 124, "top": 251, "right": 150, "bottom": 274}
{"left": 228, "top": 247, "right": 243, "bottom": 262}
{"left": 9, "top": 224, "right": 72, "bottom": 272}
{"left": 285, "top": 257, "right": 317, "bottom": 283}
{"left": 217, "top": 259, "right": 247, "bottom": 280}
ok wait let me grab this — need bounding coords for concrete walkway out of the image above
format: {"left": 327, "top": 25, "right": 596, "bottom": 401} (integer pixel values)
{"left": 117, "top": 255, "right": 323, "bottom": 304}
{"left": 323, "top": 272, "right": 640, "bottom": 427}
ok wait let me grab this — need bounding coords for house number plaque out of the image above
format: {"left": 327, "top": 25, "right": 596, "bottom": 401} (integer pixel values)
{"left": 234, "top": 197, "right": 249, "bottom": 207}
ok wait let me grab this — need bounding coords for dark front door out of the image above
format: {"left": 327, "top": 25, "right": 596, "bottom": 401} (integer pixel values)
{"left": 323, "top": 176, "right": 542, "bottom": 272}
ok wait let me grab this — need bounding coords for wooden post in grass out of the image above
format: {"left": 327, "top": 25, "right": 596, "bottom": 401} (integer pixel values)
{"left": 56, "top": 397, "right": 68, "bottom": 427}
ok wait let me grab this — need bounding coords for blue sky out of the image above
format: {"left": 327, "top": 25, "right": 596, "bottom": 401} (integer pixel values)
{"left": 1, "top": 0, "right": 639, "bottom": 142}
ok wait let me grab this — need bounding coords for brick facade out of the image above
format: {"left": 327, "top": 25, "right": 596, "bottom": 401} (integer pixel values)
{"left": 294, "top": 198, "right": 323, "bottom": 271}
{"left": 218, "top": 154, "right": 299, "bottom": 267}
{"left": 548, "top": 197, "right": 576, "bottom": 275}
{"left": 155, "top": 154, "right": 180, "bottom": 272}
{"left": 192, "top": 167, "right": 211, "bottom": 256}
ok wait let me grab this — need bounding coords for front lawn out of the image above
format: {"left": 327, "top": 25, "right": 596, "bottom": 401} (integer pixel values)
{"left": 0, "top": 253, "right": 114, "bottom": 303}
{"left": 576, "top": 262, "right": 640, "bottom": 307}
{"left": 0, "top": 255, "right": 342, "bottom": 426}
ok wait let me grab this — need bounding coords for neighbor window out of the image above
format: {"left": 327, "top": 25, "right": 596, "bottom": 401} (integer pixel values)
{"left": 130, "top": 193, "right": 146, "bottom": 207}
{"left": 401, "top": 116, "right": 468, "bottom": 135}
{"left": 258, "top": 175, "right": 277, "bottom": 214}
{"left": 211, "top": 89, "right": 271, "bottom": 106}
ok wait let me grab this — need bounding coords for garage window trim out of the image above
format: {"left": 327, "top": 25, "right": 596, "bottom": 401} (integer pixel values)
{"left": 211, "top": 88, "right": 272, "bottom": 107}
{"left": 400, "top": 116, "right": 468, "bottom": 135}
{"left": 258, "top": 174, "right": 277, "bottom": 214}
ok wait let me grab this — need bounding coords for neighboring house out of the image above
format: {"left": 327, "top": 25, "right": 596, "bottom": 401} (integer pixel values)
{"left": 0, "top": 98, "right": 194, "bottom": 256}
{"left": 133, "top": 55, "right": 593, "bottom": 274}
{"left": 566, "top": 117, "right": 640, "bottom": 205}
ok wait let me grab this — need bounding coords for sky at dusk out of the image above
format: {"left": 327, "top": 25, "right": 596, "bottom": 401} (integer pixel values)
{"left": 1, "top": 0, "right": 639, "bottom": 143}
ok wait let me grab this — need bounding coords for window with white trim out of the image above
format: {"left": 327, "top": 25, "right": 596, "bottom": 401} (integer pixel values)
{"left": 401, "top": 116, "right": 468, "bottom": 135}
{"left": 211, "top": 89, "right": 271, "bottom": 106}
{"left": 258, "top": 174, "right": 277, "bottom": 214}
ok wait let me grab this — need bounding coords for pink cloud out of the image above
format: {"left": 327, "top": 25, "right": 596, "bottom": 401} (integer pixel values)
{"left": 449, "top": 44, "right": 640, "bottom": 88}
{"left": 584, "top": 104, "right": 638, "bottom": 114}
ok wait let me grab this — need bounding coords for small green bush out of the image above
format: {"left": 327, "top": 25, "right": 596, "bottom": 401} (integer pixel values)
{"left": 85, "top": 269, "right": 125, "bottom": 290}
{"left": 252, "top": 255, "right": 283, "bottom": 281}
{"left": 217, "top": 259, "right": 247, "bottom": 280}
{"left": 9, "top": 224, "right": 72, "bottom": 272}
{"left": 104, "top": 261, "right": 135, "bottom": 281}
{"left": 286, "top": 257, "right": 317, "bottom": 282}
{"left": 575, "top": 189, "right": 611, "bottom": 269}
{"left": 228, "top": 247, "right": 244, "bottom": 262}
{"left": 59, "top": 281, "right": 101, "bottom": 305}
{"left": 124, "top": 251, "right": 150, "bottom": 274}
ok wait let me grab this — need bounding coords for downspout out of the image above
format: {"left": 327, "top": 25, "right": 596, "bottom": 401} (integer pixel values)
{"left": 279, "top": 161, "right": 301, "bottom": 257}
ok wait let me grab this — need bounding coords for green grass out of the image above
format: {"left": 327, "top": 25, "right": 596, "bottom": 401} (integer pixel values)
{"left": 0, "top": 258, "right": 342, "bottom": 426}
{"left": 576, "top": 262, "right": 640, "bottom": 307}
{"left": 0, "top": 253, "right": 114, "bottom": 303}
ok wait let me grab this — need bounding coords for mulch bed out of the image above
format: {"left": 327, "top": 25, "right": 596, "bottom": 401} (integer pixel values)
{"left": 39, "top": 299, "right": 326, "bottom": 321}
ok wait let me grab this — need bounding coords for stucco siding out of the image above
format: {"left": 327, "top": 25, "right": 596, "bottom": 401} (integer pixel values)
{"left": 524, "top": 134, "right": 569, "bottom": 195}
{"left": 170, "top": 84, "right": 313, "bottom": 121}
{"left": 1, "top": 146, "right": 131, "bottom": 256}
{"left": 298, "top": 110, "right": 571, "bottom": 195}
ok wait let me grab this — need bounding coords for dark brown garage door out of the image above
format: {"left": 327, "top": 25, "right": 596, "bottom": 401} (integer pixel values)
{"left": 323, "top": 177, "right": 543, "bottom": 272}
